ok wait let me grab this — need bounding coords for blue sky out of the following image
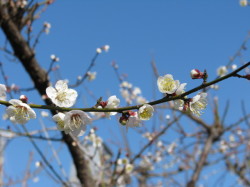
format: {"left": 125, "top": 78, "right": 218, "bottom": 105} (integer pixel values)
{"left": 1, "top": 0, "right": 250, "bottom": 186}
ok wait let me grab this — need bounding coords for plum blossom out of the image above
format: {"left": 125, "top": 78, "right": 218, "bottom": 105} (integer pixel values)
{"left": 167, "top": 142, "right": 177, "bottom": 154}
{"left": 99, "top": 95, "right": 120, "bottom": 118}
{"left": 217, "top": 66, "right": 228, "bottom": 77}
{"left": 101, "top": 45, "right": 110, "bottom": 52}
{"left": 126, "top": 112, "right": 142, "bottom": 129}
{"left": 43, "top": 22, "right": 51, "bottom": 34}
{"left": 46, "top": 80, "right": 77, "bottom": 107}
{"left": 173, "top": 83, "right": 187, "bottom": 110}
{"left": 231, "top": 64, "right": 237, "bottom": 70}
{"left": 157, "top": 74, "right": 181, "bottom": 94}
{"left": 50, "top": 54, "right": 59, "bottom": 62}
{"left": 174, "top": 99, "right": 184, "bottom": 110}
{"left": 52, "top": 112, "right": 65, "bottom": 131}
{"left": 85, "top": 129, "right": 103, "bottom": 148}
{"left": 6, "top": 99, "right": 36, "bottom": 124}
{"left": 189, "top": 93, "right": 207, "bottom": 116}
{"left": 17, "top": 0, "right": 27, "bottom": 8}
{"left": 40, "top": 111, "right": 49, "bottom": 117}
{"left": 138, "top": 104, "right": 154, "bottom": 120}
{"left": 64, "top": 110, "right": 92, "bottom": 137}
{"left": 240, "top": 0, "right": 248, "bottom": 6}
{"left": 0, "top": 84, "right": 7, "bottom": 101}
{"left": 86, "top": 71, "right": 97, "bottom": 81}
{"left": 96, "top": 48, "right": 102, "bottom": 53}
{"left": 117, "top": 158, "right": 134, "bottom": 174}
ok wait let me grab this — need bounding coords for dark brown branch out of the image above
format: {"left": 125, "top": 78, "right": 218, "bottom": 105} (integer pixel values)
{"left": 0, "top": 5, "right": 93, "bottom": 187}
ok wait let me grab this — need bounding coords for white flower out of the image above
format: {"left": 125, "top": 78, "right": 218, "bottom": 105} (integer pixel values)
{"left": 120, "top": 81, "right": 132, "bottom": 89}
{"left": 17, "top": 0, "right": 27, "bottom": 8}
{"left": 105, "top": 95, "right": 120, "bottom": 117}
{"left": 229, "top": 135, "right": 235, "bottom": 142}
{"left": 219, "top": 140, "right": 228, "bottom": 153}
{"left": 41, "top": 111, "right": 49, "bottom": 117}
{"left": 46, "top": 80, "right": 77, "bottom": 107}
{"left": 174, "top": 99, "right": 184, "bottom": 111}
{"left": 125, "top": 163, "right": 134, "bottom": 174}
{"left": 166, "top": 115, "right": 171, "bottom": 120}
{"left": 136, "top": 96, "right": 147, "bottom": 104}
{"left": 102, "top": 45, "right": 110, "bottom": 52}
{"left": 86, "top": 71, "right": 97, "bottom": 81}
{"left": 35, "top": 161, "right": 42, "bottom": 168}
{"left": 6, "top": 99, "right": 36, "bottom": 124}
{"left": 132, "top": 87, "right": 141, "bottom": 96}
{"left": 0, "top": 84, "right": 7, "bottom": 101}
{"left": 96, "top": 48, "right": 102, "bottom": 53}
{"left": 64, "top": 110, "right": 92, "bottom": 137}
{"left": 92, "top": 136, "right": 103, "bottom": 148}
{"left": 157, "top": 74, "right": 180, "bottom": 94}
{"left": 240, "top": 0, "right": 248, "bottom": 6}
{"left": 117, "top": 158, "right": 129, "bottom": 165}
{"left": 52, "top": 112, "right": 65, "bottom": 131}
{"left": 120, "top": 89, "right": 132, "bottom": 104}
{"left": 43, "top": 22, "right": 51, "bottom": 34}
{"left": 126, "top": 112, "right": 141, "bottom": 128}
{"left": 138, "top": 104, "right": 154, "bottom": 120}
{"left": 190, "top": 93, "right": 207, "bottom": 116}
{"left": 167, "top": 142, "right": 177, "bottom": 154}
{"left": 231, "top": 64, "right": 237, "bottom": 70}
{"left": 217, "top": 66, "right": 228, "bottom": 77}
{"left": 210, "top": 84, "right": 219, "bottom": 90}
{"left": 50, "top": 54, "right": 59, "bottom": 62}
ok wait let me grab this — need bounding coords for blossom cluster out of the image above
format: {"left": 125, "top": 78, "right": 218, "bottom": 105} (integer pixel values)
{"left": 157, "top": 73, "right": 207, "bottom": 116}
{"left": 0, "top": 65, "right": 209, "bottom": 137}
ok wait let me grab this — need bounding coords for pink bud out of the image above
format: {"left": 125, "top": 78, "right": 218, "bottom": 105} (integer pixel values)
{"left": 20, "top": 95, "right": 28, "bottom": 103}
{"left": 190, "top": 69, "right": 204, "bottom": 79}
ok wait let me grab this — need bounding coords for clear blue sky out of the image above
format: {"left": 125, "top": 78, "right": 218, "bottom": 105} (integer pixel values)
{"left": 1, "top": 1, "right": 250, "bottom": 186}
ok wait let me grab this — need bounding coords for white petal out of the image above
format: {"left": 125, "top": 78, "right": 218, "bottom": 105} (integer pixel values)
{"left": 6, "top": 106, "right": 16, "bottom": 116}
{"left": 0, "top": 84, "right": 7, "bottom": 101}
{"left": 55, "top": 80, "right": 68, "bottom": 91}
{"left": 9, "top": 99, "right": 22, "bottom": 106}
{"left": 176, "top": 83, "right": 187, "bottom": 95}
{"left": 46, "top": 87, "right": 57, "bottom": 99}
{"left": 28, "top": 108, "right": 36, "bottom": 119}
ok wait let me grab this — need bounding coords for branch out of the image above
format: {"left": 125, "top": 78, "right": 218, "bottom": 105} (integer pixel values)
{"left": 0, "top": 5, "right": 94, "bottom": 186}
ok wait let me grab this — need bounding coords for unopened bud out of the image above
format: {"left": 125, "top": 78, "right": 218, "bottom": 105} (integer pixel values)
{"left": 20, "top": 95, "right": 28, "bottom": 103}
{"left": 119, "top": 116, "right": 128, "bottom": 126}
{"left": 102, "top": 45, "right": 110, "bottom": 52}
{"left": 190, "top": 69, "right": 204, "bottom": 79}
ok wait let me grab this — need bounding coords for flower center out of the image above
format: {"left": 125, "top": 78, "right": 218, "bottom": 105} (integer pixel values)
{"left": 55, "top": 92, "right": 67, "bottom": 102}
{"left": 15, "top": 106, "right": 29, "bottom": 120}
{"left": 71, "top": 114, "right": 82, "bottom": 129}
{"left": 162, "top": 78, "right": 175, "bottom": 91}
{"left": 140, "top": 109, "right": 151, "bottom": 119}
{"left": 193, "top": 101, "right": 206, "bottom": 110}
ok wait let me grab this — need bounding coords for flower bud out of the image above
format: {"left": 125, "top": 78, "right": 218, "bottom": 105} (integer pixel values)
{"left": 20, "top": 95, "right": 28, "bottom": 103}
{"left": 119, "top": 116, "right": 128, "bottom": 126}
{"left": 190, "top": 69, "right": 204, "bottom": 79}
